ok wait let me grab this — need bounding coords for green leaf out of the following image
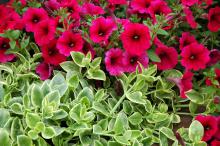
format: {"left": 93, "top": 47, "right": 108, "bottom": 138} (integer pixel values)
{"left": 113, "top": 112, "right": 128, "bottom": 135}
{"left": 126, "top": 91, "right": 146, "bottom": 104}
{"left": 189, "top": 101, "right": 198, "bottom": 114}
{"left": 0, "top": 108, "right": 10, "bottom": 128}
{"left": 93, "top": 102, "right": 110, "bottom": 117}
{"left": 123, "top": 100, "right": 133, "bottom": 115}
{"left": 114, "top": 136, "right": 130, "bottom": 145}
{"left": 147, "top": 49, "right": 161, "bottom": 62}
{"left": 11, "top": 118, "right": 23, "bottom": 141}
{"left": 50, "top": 73, "right": 67, "bottom": 97}
{"left": 193, "top": 141, "right": 207, "bottom": 146}
{"left": 77, "top": 87, "right": 94, "bottom": 103}
{"left": 128, "top": 112, "right": 143, "bottom": 125}
{"left": 68, "top": 74, "right": 79, "bottom": 89}
{"left": 60, "top": 61, "right": 80, "bottom": 72}
{"left": 159, "top": 132, "right": 168, "bottom": 146}
{"left": 17, "top": 135, "right": 33, "bottom": 146}
{"left": 0, "top": 128, "right": 11, "bottom": 146}
{"left": 157, "top": 29, "right": 169, "bottom": 36}
{"left": 90, "top": 57, "right": 102, "bottom": 68}
{"left": 34, "top": 122, "right": 45, "bottom": 133}
{"left": 189, "top": 120, "right": 204, "bottom": 142}
{"left": 71, "top": 51, "right": 87, "bottom": 67}
{"left": 160, "top": 127, "right": 176, "bottom": 141}
{"left": 94, "top": 89, "right": 106, "bottom": 102}
{"left": 87, "top": 69, "right": 106, "bottom": 81}
{"left": 10, "top": 103, "right": 23, "bottom": 115}
{"left": 31, "top": 84, "right": 43, "bottom": 107}
{"left": 69, "top": 103, "right": 84, "bottom": 123}
{"left": 42, "top": 127, "right": 56, "bottom": 139}
{"left": 28, "top": 130, "right": 39, "bottom": 140}
{"left": 26, "top": 113, "right": 41, "bottom": 128}
{"left": 186, "top": 90, "right": 204, "bottom": 104}
{"left": 52, "top": 109, "right": 68, "bottom": 120}
{"left": 45, "top": 90, "right": 60, "bottom": 109}
{"left": 150, "top": 113, "right": 169, "bottom": 123}
{"left": 108, "top": 141, "right": 123, "bottom": 146}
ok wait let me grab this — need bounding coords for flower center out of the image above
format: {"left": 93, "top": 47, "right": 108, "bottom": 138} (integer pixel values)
{"left": 190, "top": 55, "right": 196, "bottom": 60}
{"left": 111, "top": 57, "right": 116, "bottom": 65}
{"left": 32, "top": 16, "right": 39, "bottom": 23}
{"left": 130, "top": 56, "right": 138, "bottom": 64}
{"left": 98, "top": 30, "right": 105, "bottom": 36}
{"left": 1, "top": 43, "right": 7, "bottom": 49}
{"left": 69, "top": 42, "right": 75, "bottom": 47}
{"left": 48, "top": 49, "right": 56, "bottom": 56}
{"left": 133, "top": 35, "right": 140, "bottom": 40}
{"left": 204, "top": 126, "right": 210, "bottom": 130}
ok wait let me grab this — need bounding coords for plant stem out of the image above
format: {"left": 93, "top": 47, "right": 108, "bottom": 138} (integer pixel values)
{"left": 110, "top": 93, "right": 127, "bottom": 115}
{"left": 175, "top": 105, "right": 189, "bottom": 108}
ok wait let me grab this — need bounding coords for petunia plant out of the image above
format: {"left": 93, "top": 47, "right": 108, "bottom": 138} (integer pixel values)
{"left": 0, "top": 0, "right": 220, "bottom": 146}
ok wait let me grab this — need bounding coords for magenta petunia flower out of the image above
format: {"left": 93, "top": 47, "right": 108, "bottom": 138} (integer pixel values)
{"left": 195, "top": 115, "right": 218, "bottom": 142}
{"left": 183, "top": 6, "right": 197, "bottom": 29}
{"left": 131, "top": 0, "right": 152, "bottom": 14}
{"left": 90, "top": 17, "right": 117, "bottom": 44}
{"left": 208, "top": 6, "right": 220, "bottom": 32}
{"left": 181, "top": 0, "right": 198, "bottom": 6}
{"left": 57, "top": 31, "right": 83, "bottom": 56}
{"left": 81, "top": 41, "right": 96, "bottom": 59}
{"left": 211, "top": 139, "right": 220, "bottom": 146}
{"left": 214, "top": 117, "right": 220, "bottom": 140}
{"left": 181, "top": 43, "right": 210, "bottom": 71}
{"left": 36, "top": 62, "right": 53, "bottom": 81}
{"left": 0, "top": 37, "right": 15, "bottom": 63}
{"left": 179, "top": 32, "right": 197, "bottom": 50}
{"left": 108, "top": 0, "right": 127, "bottom": 5}
{"left": 81, "top": 3, "right": 105, "bottom": 16}
{"left": 121, "top": 22, "right": 151, "bottom": 56}
{"left": 41, "top": 39, "right": 66, "bottom": 66}
{"left": 22, "top": 8, "right": 49, "bottom": 32}
{"left": 122, "top": 52, "right": 149, "bottom": 73}
{"left": 153, "top": 45, "right": 178, "bottom": 70}
{"left": 167, "top": 71, "right": 193, "bottom": 98}
{"left": 45, "top": 0, "right": 61, "bottom": 11}
{"left": 148, "top": 0, "right": 172, "bottom": 21}
{"left": 34, "top": 19, "right": 56, "bottom": 46}
{"left": 105, "top": 48, "right": 124, "bottom": 76}
{"left": 207, "top": 49, "right": 220, "bottom": 66}
{"left": 61, "top": 0, "right": 81, "bottom": 19}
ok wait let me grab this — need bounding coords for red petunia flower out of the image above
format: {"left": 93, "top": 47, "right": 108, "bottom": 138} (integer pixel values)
{"left": 148, "top": 0, "right": 172, "bottom": 22}
{"left": 183, "top": 6, "right": 197, "bottom": 29}
{"left": 81, "top": 3, "right": 104, "bottom": 16}
{"left": 214, "top": 117, "right": 220, "bottom": 140}
{"left": 36, "top": 62, "right": 53, "bottom": 81}
{"left": 181, "top": 43, "right": 210, "bottom": 71}
{"left": 57, "top": 31, "right": 83, "bottom": 56}
{"left": 34, "top": 19, "right": 56, "bottom": 46}
{"left": 122, "top": 52, "right": 149, "bottom": 73}
{"left": 195, "top": 115, "right": 218, "bottom": 142}
{"left": 108, "top": 0, "right": 127, "bottom": 5}
{"left": 131, "top": 0, "right": 152, "bottom": 14}
{"left": 179, "top": 32, "right": 197, "bottom": 50}
{"left": 181, "top": 0, "right": 198, "bottom": 6}
{"left": 211, "top": 139, "right": 220, "bottom": 146}
{"left": 22, "top": 8, "right": 49, "bottom": 32}
{"left": 81, "top": 41, "right": 96, "bottom": 59}
{"left": 121, "top": 22, "right": 151, "bottom": 56}
{"left": 198, "top": 0, "right": 213, "bottom": 6}
{"left": 153, "top": 45, "right": 178, "bottom": 70}
{"left": 41, "top": 39, "right": 66, "bottom": 66}
{"left": 105, "top": 48, "right": 124, "bottom": 76}
{"left": 45, "top": 0, "right": 61, "bottom": 11}
{"left": 208, "top": 6, "right": 220, "bottom": 32}
{"left": 0, "top": 37, "right": 15, "bottom": 63}
{"left": 167, "top": 71, "right": 193, "bottom": 98}
{"left": 61, "top": 0, "right": 81, "bottom": 19}
{"left": 207, "top": 49, "right": 220, "bottom": 66}
{"left": 90, "top": 17, "right": 117, "bottom": 44}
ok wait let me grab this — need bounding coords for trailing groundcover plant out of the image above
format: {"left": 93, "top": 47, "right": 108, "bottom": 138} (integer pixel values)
{"left": 0, "top": 0, "right": 220, "bottom": 146}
